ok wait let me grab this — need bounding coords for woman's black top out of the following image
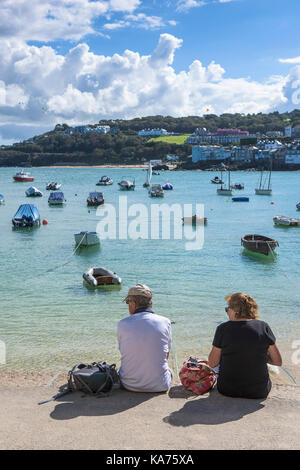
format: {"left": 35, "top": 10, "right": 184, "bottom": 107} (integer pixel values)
{"left": 213, "top": 319, "right": 276, "bottom": 399}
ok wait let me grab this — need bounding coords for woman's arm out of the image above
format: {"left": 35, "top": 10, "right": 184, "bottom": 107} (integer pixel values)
{"left": 208, "top": 346, "right": 222, "bottom": 368}
{"left": 267, "top": 343, "right": 282, "bottom": 366}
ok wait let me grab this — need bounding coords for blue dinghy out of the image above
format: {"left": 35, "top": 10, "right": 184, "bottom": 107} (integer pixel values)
{"left": 232, "top": 197, "right": 249, "bottom": 202}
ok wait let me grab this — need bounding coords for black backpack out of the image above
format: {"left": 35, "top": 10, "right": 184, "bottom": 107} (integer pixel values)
{"left": 39, "top": 361, "right": 119, "bottom": 405}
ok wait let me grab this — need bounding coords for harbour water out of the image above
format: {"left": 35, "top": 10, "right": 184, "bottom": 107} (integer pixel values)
{"left": 0, "top": 167, "right": 299, "bottom": 372}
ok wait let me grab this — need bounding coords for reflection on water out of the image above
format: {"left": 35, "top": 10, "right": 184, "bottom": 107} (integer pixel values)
{"left": 75, "top": 244, "right": 101, "bottom": 258}
{"left": 82, "top": 280, "right": 123, "bottom": 293}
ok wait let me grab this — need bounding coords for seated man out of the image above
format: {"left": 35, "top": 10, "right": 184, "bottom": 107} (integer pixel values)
{"left": 117, "top": 284, "right": 172, "bottom": 392}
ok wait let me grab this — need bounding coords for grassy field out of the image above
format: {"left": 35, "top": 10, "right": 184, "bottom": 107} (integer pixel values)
{"left": 147, "top": 134, "right": 190, "bottom": 145}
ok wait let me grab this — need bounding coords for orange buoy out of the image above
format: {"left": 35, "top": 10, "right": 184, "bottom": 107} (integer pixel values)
{"left": 271, "top": 202, "right": 274, "bottom": 205}
{"left": 42, "top": 219, "right": 48, "bottom": 225}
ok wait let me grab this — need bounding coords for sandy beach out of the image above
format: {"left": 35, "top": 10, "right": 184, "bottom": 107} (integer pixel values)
{"left": 36, "top": 164, "right": 178, "bottom": 170}
{"left": 0, "top": 365, "right": 299, "bottom": 450}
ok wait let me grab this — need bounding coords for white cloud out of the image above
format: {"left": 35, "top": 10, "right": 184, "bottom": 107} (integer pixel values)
{"left": 104, "top": 13, "right": 177, "bottom": 31}
{"left": 0, "top": 34, "right": 293, "bottom": 144}
{"left": 109, "top": 0, "right": 141, "bottom": 12}
{"left": 279, "top": 56, "right": 300, "bottom": 65}
{"left": 176, "top": 0, "right": 235, "bottom": 11}
{"left": 0, "top": 0, "right": 145, "bottom": 42}
{"left": 176, "top": 0, "right": 206, "bottom": 12}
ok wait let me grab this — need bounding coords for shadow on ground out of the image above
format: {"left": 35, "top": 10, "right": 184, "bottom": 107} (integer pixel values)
{"left": 164, "top": 386, "right": 266, "bottom": 426}
{"left": 50, "top": 386, "right": 160, "bottom": 420}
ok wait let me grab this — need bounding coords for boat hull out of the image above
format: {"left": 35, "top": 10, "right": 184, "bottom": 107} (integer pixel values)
{"left": 217, "top": 189, "right": 232, "bottom": 196}
{"left": 273, "top": 216, "right": 300, "bottom": 227}
{"left": 232, "top": 197, "right": 249, "bottom": 202}
{"left": 83, "top": 267, "right": 122, "bottom": 288}
{"left": 87, "top": 199, "right": 104, "bottom": 206}
{"left": 241, "top": 235, "right": 278, "bottom": 256}
{"left": 182, "top": 216, "right": 207, "bottom": 225}
{"left": 74, "top": 232, "right": 100, "bottom": 246}
{"left": 14, "top": 176, "right": 34, "bottom": 182}
{"left": 48, "top": 200, "right": 65, "bottom": 205}
{"left": 255, "top": 189, "right": 272, "bottom": 195}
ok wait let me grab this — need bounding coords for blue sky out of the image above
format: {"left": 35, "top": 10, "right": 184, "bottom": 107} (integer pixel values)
{"left": 0, "top": 0, "right": 300, "bottom": 144}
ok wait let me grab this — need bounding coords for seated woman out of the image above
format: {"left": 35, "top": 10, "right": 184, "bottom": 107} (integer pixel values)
{"left": 208, "top": 293, "right": 282, "bottom": 399}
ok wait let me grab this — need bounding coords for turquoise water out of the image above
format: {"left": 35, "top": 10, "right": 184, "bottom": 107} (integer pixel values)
{"left": 0, "top": 167, "right": 299, "bottom": 372}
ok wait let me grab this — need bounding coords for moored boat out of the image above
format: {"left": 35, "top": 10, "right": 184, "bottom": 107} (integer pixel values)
{"left": 296, "top": 203, "right": 300, "bottom": 211}
{"left": 162, "top": 182, "right": 173, "bottom": 190}
{"left": 12, "top": 204, "right": 40, "bottom": 227}
{"left": 182, "top": 216, "right": 207, "bottom": 225}
{"left": 255, "top": 164, "right": 272, "bottom": 195}
{"left": 83, "top": 267, "right": 122, "bottom": 288}
{"left": 149, "top": 184, "right": 164, "bottom": 197}
{"left": 48, "top": 191, "right": 66, "bottom": 205}
{"left": 232, "top": 197, "right": 249, "bottom": 202}
{"left": 46, "top": 182, "right": 61, "bottom": 190}
{"left": 273, "top": 215, "right": 300, "bottom": 227}
{"left": 96, "top": 176, "right": 113, "bottom": 186}
{"left": 26, "top": 186, "right": 43, "bottom": 197}
{"left": 13, "top": 170, "right": 34, "bottom": 182}
{"left": 217, "top": 169, "right": 232, "bottom": 196}
{"left": 0, "top": 194, "right": 5, "bottom": 204}
{"left": 143, "top": 162, "right": 152, "bottom": 188}
{"left": 231, "top": 183, "right": 244, "bottom": 190}
{"left": 241, "top": 234, "right": 279, "bottom": 256}
{"left": 118, "top": 179, "right": 135, "bottom": 190}
{"left": 74, "top": 231, "right": 100, "bottom": 246}
{"left": 211, "top": 176, "right": 224, "bottom": 184}
{"left": 87, "top": 191, "right": 104, "bottom": 206}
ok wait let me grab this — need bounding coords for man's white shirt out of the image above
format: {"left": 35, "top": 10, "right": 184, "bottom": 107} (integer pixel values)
{"left": 118, "top": 309, "right": 172, "bottom": 392}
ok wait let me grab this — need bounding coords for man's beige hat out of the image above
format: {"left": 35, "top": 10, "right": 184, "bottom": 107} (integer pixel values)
{"left": 123, "top": 284, "right": 152, "bottom": 302}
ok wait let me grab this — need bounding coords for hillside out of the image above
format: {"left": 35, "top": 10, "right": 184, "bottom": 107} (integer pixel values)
{"left": 0, "top": 110, "right": 299, "bottom": 167}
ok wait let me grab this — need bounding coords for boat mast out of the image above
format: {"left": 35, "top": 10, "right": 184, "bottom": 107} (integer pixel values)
{"left": 267, "top": 156, "right": 272, "bottom": 190}
{"left": 259, "top": 169, "right": 263, "bottom": 189}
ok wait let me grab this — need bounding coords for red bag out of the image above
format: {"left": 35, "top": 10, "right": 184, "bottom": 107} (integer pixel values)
{"left": 179, "top": 356, "right": 217, "bottom": 395}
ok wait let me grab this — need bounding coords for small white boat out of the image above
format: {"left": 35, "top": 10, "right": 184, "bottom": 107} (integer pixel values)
{"left": 217, "top": 170, "right": 232, "bottom": 196}
{"left": 118, "top": 179, "right": 135, "bottom": 190}
{"left": 26, "top": 186, "right": 43, "bottom": 197}
{"left": 96, "top": 176, "right": 113, "bottom": 186}
{"left": 46, "top": 182, "right": 61, "bottom": 190}
{"left": 74, "top": 232, "right": 100, "bottom": 246}
{"left": 83, "top": 267, "right": 122, "bottom": 288}
{"left": 255, "top": 168, "right": 272, "bottom": 195}
{"left": 0, "top": 194, "right": 5, "bottom": 204}
{"left": 149, "top": 184, "right": 164, "bottom": 197}
{"left": 182, "top": 216, "right": 207, "bottom": 225}
{"left": 273, "top": 215, "right": 300, "bottom": 227}
{"left": 48, "top": 191, "right": 66, "bottom": 205}
{"left": 143, "top": 162, "right": 152, "bottom": 188}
